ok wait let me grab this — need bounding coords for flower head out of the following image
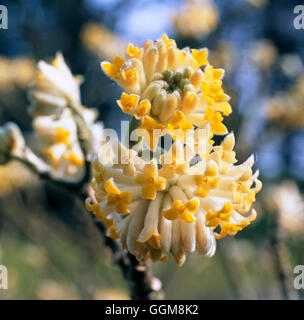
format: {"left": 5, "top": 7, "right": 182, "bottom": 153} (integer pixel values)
{"left": 33, "top": 109, "right": 85, "bottom": 177}
{"left": 101, "top": 34, "right": 231, "bottom": 148}
{"left": 29, "top": 54, "right": 104, "bottom": 179}
{"left": 29, "top": 53, "right": 83, "bottom": 116}
{"left": 85, "top": 35, "right": 262, "bottom": 266}
{"left": 86, "top": 131, "right": 261, "bottom": 266}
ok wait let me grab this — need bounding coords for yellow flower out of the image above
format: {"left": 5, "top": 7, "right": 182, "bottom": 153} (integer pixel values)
{"left": 191, "top": 49, "right": 209, "bottom": 68}
{"left": 85, "top": 200, "right": 114, "bottom": 228}
{"left": 54, "top": 127, "right": 71, "bottom": 146}
{"left": 101, "top": 56, "right": 125, "bottom": 80}
{"left": 121, "top": 67, "right": 138, "bottom": 85}
{"left": 100, "top": 34, "right": 232, "bottom": 147}
{"left": 163, "top": 199, "right": 199, "bottom": 223}
{"left": 117, "top": 94, "right": 151, "bottom": 119}
{"left": 104, "top": 179, "right": 132, "bottom": 214}
{"left": 159, "top": 33, "right": 176, "bottom": 49}
{"left": 137, "top": 116, "right": 166, "bottom": 150}
{"left": 159, "top": 142, "right": 189, "bottom": 179}
{"left": 135, "top": 100, "right": 151, "bottom": 119}
{"left": 167, "top": 111, "right": 193, "bottom": 141}
{"left": 126, "top": 43, "right": 142, "bottom": 59}
{"left": 117, "top": 93, "right": 139, "bottom": 114}
{"left": 201, "top": 77, "right": 229, "bottom": 107}
{"left": 135, "top": 161, "right": 166, "bottom": 200}
{"left": 216, "top": 102, "right": 232, "bottom": 116}
{"left": 194, "top": 161, "right": 220, "bottom": 197}
{"left": 203, "top": 106, "right": 227, "bottom": 135}
{"left": 214, "top": 210, "right": 257, "bottom": 239}
{"left": 204, "top": 65, "right": 224, "bottom": 82}
{"left": 206, "top": 202, "right": 233, "bottom": 227}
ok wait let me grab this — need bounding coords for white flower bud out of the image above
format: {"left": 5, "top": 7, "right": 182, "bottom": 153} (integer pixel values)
{"left": 29, "top": 52, "right": 82, "bottom": 116}
{"left": 0, "top": 122, "right": 25, "bottom": 164}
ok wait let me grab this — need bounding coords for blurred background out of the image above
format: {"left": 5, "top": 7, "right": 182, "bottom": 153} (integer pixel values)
{"left": 0, "top": 0, "right": 304, "bottom": 299}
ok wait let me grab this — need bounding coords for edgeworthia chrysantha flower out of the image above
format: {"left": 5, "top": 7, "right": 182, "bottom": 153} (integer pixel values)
{"left": 28, "top": 52, "right": 84, "bottom": 116}
{"left": 29, "top": 53, "right": 104, "bottom": 179}
{"left": 101, "top": 34, "right": 231, "bottom": 149}
{"left": 33, "top": 109, "right": 86, "bottom": 178}
{"left": 86, "top": 130, "right": 261, "bottom": 265}
{"left": 85, "top": 34, "right": 262, "bottom": 266}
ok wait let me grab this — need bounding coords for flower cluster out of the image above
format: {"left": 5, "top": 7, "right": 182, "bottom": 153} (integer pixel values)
{"left": 29, "top": 53, "right": 103, "bottom": 178}
{"left": 172, "top": 0, "right": 218, "bottom": 40}
{"left": 87, "top": 130, "right": 261, "bottom": 265}
{"left": 86, "top": 34, "right": 262, "bottom": 266}
{"left": 101, "top": 34, "right": 231, "bottom": 149}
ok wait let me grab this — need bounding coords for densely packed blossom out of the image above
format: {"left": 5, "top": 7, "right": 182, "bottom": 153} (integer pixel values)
{"left": 87, "top": 35, "right": 262, "bottom": 265}
{"left": 172, "top": 0, "right": 218, "bottom": 40}
{"left": 32, "top": 109, "right": 86, "bottom": 178}
{"left": 267, "top": 76, "right": 304, "bottom": 128}
{"left": 29, "top": 53, "right": 103, "bottom": 178}
{"left": 101, "top": 34, "right": 232, "bottom": 149}
{"left": 86, "top": 130, "right": 261, "bottom": 265}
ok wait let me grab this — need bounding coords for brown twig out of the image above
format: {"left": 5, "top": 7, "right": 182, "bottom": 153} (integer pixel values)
{"left": 93, "top": 218, "right": 164, "bottom": 300}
